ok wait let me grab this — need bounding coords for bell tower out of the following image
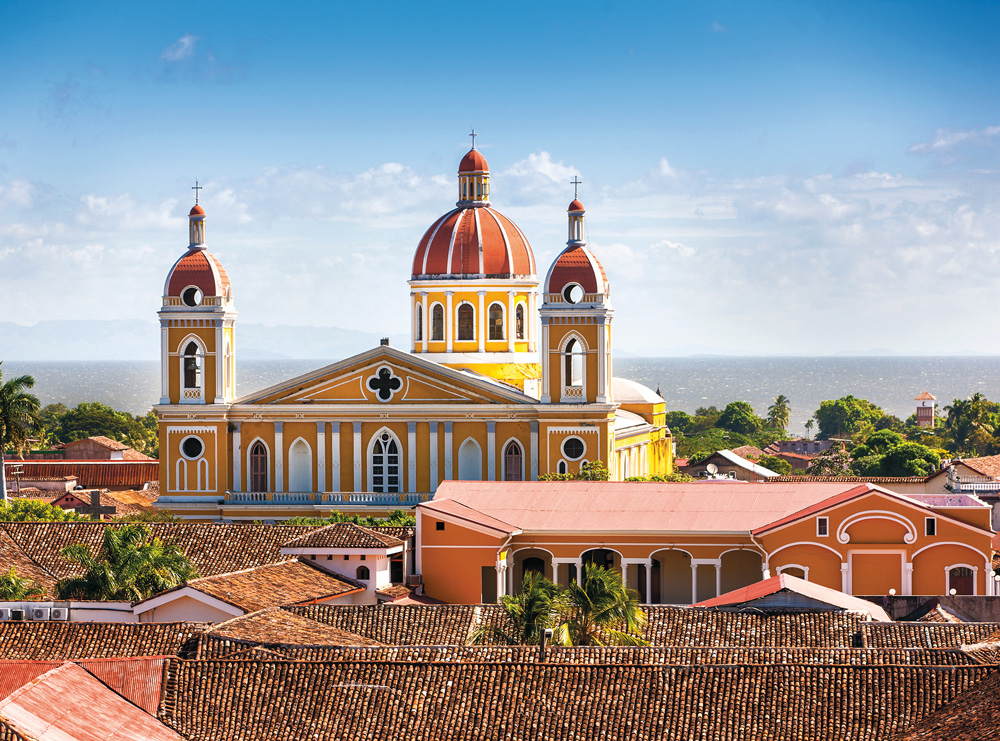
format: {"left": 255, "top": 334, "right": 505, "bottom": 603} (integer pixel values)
{"left": 158, "top": 198, "right": 237, "bottom": 406}
{"left": 539, "top": 195, "right": 613, "bottom": 405}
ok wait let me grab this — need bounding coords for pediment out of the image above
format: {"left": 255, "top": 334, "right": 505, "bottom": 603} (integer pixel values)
{"left": 234, "top": 346, "right": 532, "bottom": 407}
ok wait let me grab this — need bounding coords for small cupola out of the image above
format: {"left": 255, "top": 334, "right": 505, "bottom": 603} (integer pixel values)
{"left": 457, "top": 130, "right": 490, "bottom": 206}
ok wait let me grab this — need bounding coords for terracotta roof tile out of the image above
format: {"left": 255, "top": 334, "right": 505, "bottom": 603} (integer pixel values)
{"left": 861, "top": 622, "right": 1000, "bottom": 649}
{"left": 894, "top": 669, "right": 1000, "bottom": 740}
{"left": 13, "top": 461, "right": 158, "bottom": 488}
{"left": 0, "top": 530, "right": 56, "bottom": 599}
{"left": 0, "top": 622, "right": 203, "bottom": 661}
{"left": 642, "top": 606, "right": 867, "bottom": 646}
{"left": 280, "top": 523, "right": 403, "bottom": 550}
{"left": 958, "top": 454, "right": 1000, "bottom": 479}
{"left": 203, "top": 608, "right": 382, "bottom": 649}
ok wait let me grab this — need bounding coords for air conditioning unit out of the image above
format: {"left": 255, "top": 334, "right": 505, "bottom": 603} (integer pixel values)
{"left": 0, "top": 609, "right": 10, "bottom": 621}
{"left": 10, "top": 609, "right": 24, "bottom": 621}
{"left": 406, "top": 574, "right": 423, "bottom": 586}
{"left": 49, "top": 608, "right": 69, "bottom": 621}
{"left": 30, "top": 608, "right": 50, "bottom": 621}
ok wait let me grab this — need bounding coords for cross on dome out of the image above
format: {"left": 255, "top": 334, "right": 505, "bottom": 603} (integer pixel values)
{"left": 571, "top": 176, "right": 582, "bottom": 200}
{"left": 469, "top": 129, "right": 477, "bottom": 150}
{"left": 191, "top": 180, "right": 202, "bottom": 204}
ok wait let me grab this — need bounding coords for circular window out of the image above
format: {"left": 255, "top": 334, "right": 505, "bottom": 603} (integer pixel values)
{"left": 562, "top": 437, "right": 585, "bottom": 460}
{"left": 182, "top": 286, "right": 203, "bottom": 307}
{"left": 181, "top": 436, "right": 204, "bottom": 460}
{"left": 562, "top": 284, "right": 585, "bottom": 304}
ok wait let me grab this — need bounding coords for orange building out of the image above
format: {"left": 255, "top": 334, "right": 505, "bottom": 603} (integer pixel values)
{"left": 415, "top": 481, "right": 995, "bottom": 604}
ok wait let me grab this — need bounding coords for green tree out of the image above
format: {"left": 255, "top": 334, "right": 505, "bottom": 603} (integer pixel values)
{"left": 851, "top": 429, "right": 905, "bottom": 460}
{"left": 55, "top": 523, "right": 198, "bottom": 601}
{"left": 717, "top": 401, "right": 762, "bottom": 436}
{"left": 553, "top": 564, "right": 648, "bottom": 646}
{"left": 851, "top": 441, "right": 941, "bottom": 478}
{"left": 766, "top": 395, "right": 791, "bottom": 432}
{"left": 804, "top": 419, "right": 814, "bottom": 440}
{"left": 0, "top": 567, "right": 45, "bottom": 600}
{"left": 284, "top": 509, "right": 416, "bottom": 527}
{"left": 0, "top": 499, "right": 86, "bottom": 522}
{"left": 664, "top": 411, "right": 693, "bottom": 435}
{"left": 805, "top": 447, "right": 851, "bottom": 476}
{"left": 37, "top": 403, "right": 68, "bottom": 447}
{"left": 469, "top": 572, "right": 561, "bottom": 645}
{"left": 814, "top": 396, "right": 884, "bottom": 440}
{"left": 757, "top": 455, "right": 792, "bottom": 475}
{"left": 944, "top": 394, "right": 1000, "bottom": 456}
{"left": 51, "top": 402, "right": 157, "bottom": 457}
{"left": 0, "top": 363, "right": 42, "bottom": 500}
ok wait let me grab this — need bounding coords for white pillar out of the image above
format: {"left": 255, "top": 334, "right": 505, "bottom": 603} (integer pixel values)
{"left": 691, "top": 563, "right": 698, "bottom": 604}
{"left": 232, "top": 422, "right": 241, "bottom": 492}
{"left": 904, "top": 562, "right": 913, "bottom": 596}
{"left": 315, "top": 422, "right": 326, "bottom": 492}
{"left": 353, "top": 422, "right": 362, "bottom": 492}
{"left": 841, "top": 563, "right": 849, "bottom": 594}
{"left": 429, "top": 423, "right": 439, "bottom": 492}
{"left": 530, "top": 421, "right": 539, "bottom": 481}
{"left": 553, "top": 561, "right": 560, "bottom": 587}
{"left": 273, "top": 422, "right": 284, "bottom": 493}
{"left": 214, "top": 321, "right": 225, "bottom": 403}
{"left": 487, "top": 421, "right": 496, "bottom": 481}
{"left": 445, "top": 292, "right": 454, "bottom": 352}
{"left": 714, "top": 561, "right": 722, "bottom": 598}
{"left": 539, "top": 319, "right": 551, "bottom": 403}
{"left": 528, "top": 291, "right": 537, "bottom": 352}
{"left": 159, "top": 322, "right": 170, "bottom": 404}
{"left": 762, "top": 564, "right": 771, "bottom": 580}
{"left": 443, "top": 422, "right": 453, "bottom": 480}
{"left": 575, "top": 559, "right": 583, "bottom": 586}
{"left": 646, "top": 559, "right": 654, "bottom": 605}
{"left": 420, "top": 292, "right": 428, "bottom": 353}
{"left": 330, "top": 422, "right": 341, "bottom": 492}
{"left": 596, "top": 318, "right": 608, "bottom": 403}
{"left": 477, "top": 290, "right": 486, "bottom": 353}
{"left": 621, "top": 561, "right": 628, "bottom": 585}
{"left": 407, "top": 421, "right": 417, "bottom": 494}
{"left": 507, "top": 291, "right": 516, "bottom": 352}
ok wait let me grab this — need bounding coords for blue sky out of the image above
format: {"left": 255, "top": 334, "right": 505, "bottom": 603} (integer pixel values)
{"left": 2, "top": 1, "right": 1000, "bottom": 356}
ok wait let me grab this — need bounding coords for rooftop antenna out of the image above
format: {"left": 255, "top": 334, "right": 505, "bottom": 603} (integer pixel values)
{"left": 469, "top": 128, "right": 477, "bottom": 150}
{"left": 571, "top": 175, "right": 582, "bottom": 200}
{"left": 191, "top": 180, "right": 202, "bottom": 204}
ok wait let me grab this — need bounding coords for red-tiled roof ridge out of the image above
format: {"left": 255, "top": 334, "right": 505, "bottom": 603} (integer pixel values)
{"left": 958, "top": 454, "right": 1000, "bottom": 479}
{"left": 914, "top": 392, "right": 936, "bottom": 401}
{"left": 768, "top": 475, "right": 929, "bottom": 483}
{"left": 65, "top": 436, "right": 130, "bottom": 451}
{"left": 281, "top": 522, "right": 403, "bottom": 549}
{"left": 692, "top": 574, "right": 892, "bottom": 620}
{"left": 204, "top": 607, "right": 383, "bottom": 649}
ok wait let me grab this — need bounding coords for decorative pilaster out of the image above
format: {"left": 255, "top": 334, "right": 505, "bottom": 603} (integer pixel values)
{"left": 274, "top": 422, "right": 284, "bottom": 493}
{"left": 443, "top": 422, "right": 453, "bottom": 480}
{"left": 445, "top": 292, "right": 454, "bottom": 352}
{"left": 530, "top": 421, "right": 539, "bottom": 481}
{"left": 487, "top": 421, "right": 496, "bottom": 481}
{"left": 477, "top": 291, "right": 486, "bottom": 352}
{"left": 353, "top": 422, "right": 362, "bottom": 492}
{"left": 232, "top": 422, "right": 241, "bottom": 492}
{"left": 507, "top": 291, "right": 516, "bottom": 352}
{"left": 407, "top": 422, "right": 417, "bottom": 494}
{"left": 316, "top": 422, "right": 326, "bottom": 492}
{"left": 331, "top": 422, "right": 341, "bottom": 492}
{"left": 429, "top": 423, "right": 439, "bottom": 492}
{"left": 420, "top": 292, "right": 428, "bottom": 353}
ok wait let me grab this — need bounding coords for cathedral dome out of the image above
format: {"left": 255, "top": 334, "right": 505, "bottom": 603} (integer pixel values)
{"left": 189, "top": 204, "right": 205, "bottom": 216}
{"left": 543, "top": 198, "right": 608, "bottom": 298}
{"left": 163, "top": 203, "right": 232, "bottom": 301}
{"left": 459, "top": 148, "right": 489, "bottom": 173}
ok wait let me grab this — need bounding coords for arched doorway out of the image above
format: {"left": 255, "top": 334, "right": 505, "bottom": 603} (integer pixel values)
{"left": 249, "top": 441, "right": 268, "bottom": 492}
{"left": 652, "top": 549, "right": 693, "bottom": 605}
{"left": 458, "top": 438, "right": 482, "bottom": 481}
{"left": 288, "top": 439, "right": 312, "bottom": 493}
{"left": 949, "top": 566, "right": 974, "bottom": 595}
{"left": 720, "top": 550, "right": 763, "bottom": 594}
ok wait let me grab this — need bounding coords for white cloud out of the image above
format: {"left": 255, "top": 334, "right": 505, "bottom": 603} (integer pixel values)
{"left": 651, "top": 239, "right": 695, "bottom": 257}
{"left": 0, "top": 179, "right": 34, "bottom": 210}
{"left": 160, "top": 34, "right": 198, "bottom": 62}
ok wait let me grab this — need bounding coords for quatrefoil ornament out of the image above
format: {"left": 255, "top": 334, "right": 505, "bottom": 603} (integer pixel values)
{"left": 367, "top": 366, "right": 403, "bottom": 402}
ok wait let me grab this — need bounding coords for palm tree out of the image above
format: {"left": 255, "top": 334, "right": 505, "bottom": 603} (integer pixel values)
{"left": 767, "top": 395, "right": 791, "bottom": 432}
{"left": 469, "top": 571, "right": 560, "bottom": 645}
{"left": 0, "top": 567, "right": 44, "bottom": 600}
{"left": 804, "top": 418, "right": 815, "bottom": 440}
{"left": 56, "top": 523, "right": 198, "bottom": 601}
{"left": 0, "top": 363, "right": 41, "bottom": 501}
{"left": 553, "top": 564, "right": 648, "bottom": 646}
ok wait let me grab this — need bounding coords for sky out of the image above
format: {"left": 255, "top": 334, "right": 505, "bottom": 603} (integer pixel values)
{"left": 2, "top": 1, "right": 1000, "bottom": 357}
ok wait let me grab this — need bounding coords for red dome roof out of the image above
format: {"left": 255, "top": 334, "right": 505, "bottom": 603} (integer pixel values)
{"left": 544, "top": 244, "right": 608, "bottom": 296}
{"left": 164, "top": 248, "right": 231, "bottom": 298}
{"left": 189, "top": 204, "right": 205, "bottom": 216}
{"left": 412, "top": 206, "right": 536, "bottom": 278}
{"left": 458, "top": 149, "right": 489, "bottom": 173}
{"left": 568, "top": 199, "right": 585, "bottom": 212}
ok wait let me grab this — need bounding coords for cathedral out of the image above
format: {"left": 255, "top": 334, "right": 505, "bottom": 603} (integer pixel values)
{"left": 155, "top": 141, "right": 673, "bottom": 521}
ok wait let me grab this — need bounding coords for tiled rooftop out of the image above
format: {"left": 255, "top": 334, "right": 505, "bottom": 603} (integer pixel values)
{"left": 642, "top": 607, "right": 867, "bottom": 646}
{"left": 894, "top": 669, "right": 1000, "bottom": 740}
{"left": 861, "top": 622, "right": 1000, "bottom": 648}
{"left": 156, "top": 660, "right": 993, "bottom": 741}
{"left": 202, "top": 608, "right": 383, "bottom": 651}
{"left": 280, "top": 522, "right": 403, "bottom": 550}
{"left": 0, "top": 622, "right": 204, "bottom": 660}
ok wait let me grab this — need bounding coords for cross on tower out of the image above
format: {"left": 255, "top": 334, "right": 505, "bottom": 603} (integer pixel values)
{"left": 571, "top": 176, "right": 582, "bottom": 199}
{"left": 469, "top": 129, "right": 477, "bottom": 149}
{"left": 192, "top": 181, "right": 202, "bottom": 204}
{"left": 367, "top": 367, "right": 403, "bottom": 402}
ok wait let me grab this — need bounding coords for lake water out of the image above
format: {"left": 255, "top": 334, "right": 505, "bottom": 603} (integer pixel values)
{"left": 5, "top": 357, "right": 999, "bottom": 436}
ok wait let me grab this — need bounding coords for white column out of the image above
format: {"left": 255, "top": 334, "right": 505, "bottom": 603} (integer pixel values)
{"left": 443, "top": 422, "right": 453, "bottom": 480}
{"left": 621, "top": 561, "right": 628, "bottom": 585}
{"left": 429, "top": 423, "right": 439, "bottom": 492}
{"left": 214, "top": 321, "right": 225, "bottom": 403}
{"left": 904, "top": 562, "right": 913, "bottom": 596}
{"left": 274, "top": 422, "right": 284, "bottom": 493}
{"left": 487, "top": 421, "right": 496, "bottom": 481}
{"left": 330, "top": 422, "right": 341, "bottom": 492}
{"left": 495, "top": 563, "right": 504, "bottom": 599}
{"left": 575, "top": 559, "right": 583, "bottom": 586}
{"left": 714, "top": 561, "right": 722, "bottom": 598}
{"left": 553, "top": 561, "right": 560, "bottom": 587}
{"left": 477, "top": 290, "right": 486, "bottom": 353}
{"left": 646, "top": 559, "right": 654, "bottom": 605}
{"left": 407, "top": 421, "right": 417, "bottom": 494}
{"left": 232, "top": 422, "right": 242, "bottom": 492}
{"left": 528, "top": 292, "right": 537, "bottom": 351}
{"left": 987, "top": 566, "right": 995, "bottom": 597}
{"left": 507, "top": 291, "right": 516, "bottom": 352}
{"left": 596, "top": 319, "right": 607, "bottom": 403}
{"left": 841, "top": 563, "right": 849, "bottom": 593}
{"left": 353, "top": 422, "right": 363, "bottom": 492}
{"left": 530, "top": 421, "right": 539, "bottom": 481}
{"left": 420, "top": 292, "right": 428, "bottom": 353}
{"left": 159, "top": 322, "right": 170, "bottom": 404}
{"left": 691, "top": 563, "right": 698, "bottom": 604}
{"left": 539, "top": 320, "right": 551, "bottom": 403}
{"left": 762, "top": 563, "right": 771, "bottom": 580}
{"left": 316, "top": 422, "right": 326, "bottom": 492}
{"left": 445, "top": 292, "right": 454, "bottom": 352}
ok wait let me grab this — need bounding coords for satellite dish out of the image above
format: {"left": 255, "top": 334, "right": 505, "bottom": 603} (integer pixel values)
{"left": 706, "top": 463, "right": 719, "bottom": 475}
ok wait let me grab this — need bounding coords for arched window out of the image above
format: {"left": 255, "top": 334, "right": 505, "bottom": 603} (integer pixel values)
{"left": 522, "top": 557, "right": 545, "bottom": 578}
{"left": 250, "top": 441, "right": 268, "bottom": 492}
{"left": 371, "top": 431, "right": 400, "bottom": 493}
{"left": 431, "top": 304, "right": 444, "bottom": 341}
{"left": 488, "top": 303, "right": 504, "bottom": 341}
{"left": 457, "top": 303, "right": 474, "bottom": 341}
{"left": 503, "top": 441, "right": 523, "bottom": 482}
{"left": 357, "top": 565, "right": 371, "bottom": 580}
{"left": 564, "top": 338, "right": 585, "bottom": 387}
{"left": 557, "top": 460, "right": 567, "bottom": 475}
{"left": 949, "top": 566, "right": 974, "bottom": 595}
{"left": 288, "top": 438, "right": 312, "bottom": 492}
{"left": 183, "top": 341, "right": 201, "bottom": 389}
{"left": 458, "top": 438, "right": 482, "bottom": 480}
{"left": 515, "top": 304, "right": 526, "bottom": 340}
{"left": 415, "top": 304, "right": 423, "bottom": 342}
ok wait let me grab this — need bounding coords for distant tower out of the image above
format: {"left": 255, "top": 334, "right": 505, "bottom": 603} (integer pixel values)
{"left": 915, "top": 392, "right": 936, "bottom": 428}
{"left": 158, "top": 200, "right": 237, "bottom": 406}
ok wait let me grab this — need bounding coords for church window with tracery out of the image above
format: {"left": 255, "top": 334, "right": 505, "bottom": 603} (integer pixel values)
{"left": 488, "top": 303, "right": 504, "bottom": 341}
{"left": 564, "top": 338, "right": 584, "bottom": 387}
{"left": 250, "top": 441, "right": 268, "bottom": 492}
{"left": 183, "top": 342, "right": 201, "bottom": 389}
{"left": 515, "top": 304, "right": 525, "bottom": 340}
{"left": 504, "top": 441, "right": 523, "bottom": 481}
{"left": 431, "top": 304, "right": 444, "bottom": 341}
{"left": 457, "top": 303, "right": 474, "bottom": 341}
{"left": 371, "top": 432, "right": 400, "bottom": 493}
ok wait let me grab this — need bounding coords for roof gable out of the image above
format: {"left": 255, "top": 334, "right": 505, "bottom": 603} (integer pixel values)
{"left": 693, "top": 574, "right": 892, "bottom": 620}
